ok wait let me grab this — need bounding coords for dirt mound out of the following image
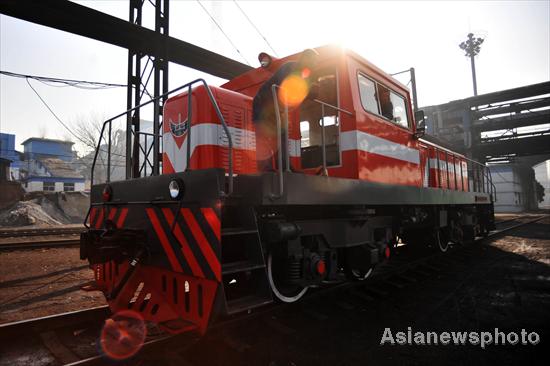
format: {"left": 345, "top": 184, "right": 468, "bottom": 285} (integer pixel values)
{"left": 0, "top": 192, "right": 89, "bottom": 227}
{"left": 0, "top": 200, "right": 64, "bottom": 226}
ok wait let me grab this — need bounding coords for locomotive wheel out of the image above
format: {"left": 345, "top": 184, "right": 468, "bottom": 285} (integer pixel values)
{"left": 267, "top": 253, "right": 308, "bottom": 303}
{"left": 349, "top": 267, "right": 373, "bottom": 280}
{"left": 344, "top": 243, "right": 384, "bottom": 281}
{"left": 435, "top": 229, "right": 450, "bottom": 252}
{"left": 480, "top": 225, "right": 490, "bottom": 238}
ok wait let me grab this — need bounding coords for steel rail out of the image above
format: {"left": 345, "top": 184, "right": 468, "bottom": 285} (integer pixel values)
{"left": 0, "top": 306, "right": 110, "bottom": 340}
{"left": 0, "top": 238, "right": 80, "bottom": 251}
{"left": 0, "top": 227, "right": 83, "bottom": 238}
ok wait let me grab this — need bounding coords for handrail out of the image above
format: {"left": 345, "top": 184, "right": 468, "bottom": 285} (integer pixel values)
{"left": 270, "top": 84, "right": 284, "bottom": 199}
{"left": 311, "top": 98, "right": 351, "bottom": 176}
{"left": 320, "top": 103, "right": 328, "bottom": 176}
{"left": 431, "top": 145, "right": 495, "bottom": 200}
{"left": 313, "top": 99, "right": 354, "bottom": 116}
{"left": 91, "top": 78, "right": 234, "bottom": 196}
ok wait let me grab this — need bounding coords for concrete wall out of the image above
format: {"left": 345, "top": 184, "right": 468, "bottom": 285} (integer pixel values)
{"left": 75, "top": 182, "right": 85, "bottom": 191}
{"left": 490, "top": 163, "right": 537, "bottom": 212}
{"left": 534, "top": 160, "right": 550, "bottom": 209}
{"left": 26, "top": 181, "right": 43, "bottom": 192}
{"left": 24, "top": 179, "right": 85, "bottom": 192}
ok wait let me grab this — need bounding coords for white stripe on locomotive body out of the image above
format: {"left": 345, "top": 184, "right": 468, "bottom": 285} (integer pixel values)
{"left": 429, "top": 159, "right": 468, "bottom": 177}
{"left": 340, "top": 130, "right": 420, "bottom": 165}
{"left": 423, "top": 158, "right": 429, "bottom": 187}
{"left": 163, "top": 123, "right": 301, "bottom": 172}
{"left": 163, "top": 123, "right": 429, "bottom": 172}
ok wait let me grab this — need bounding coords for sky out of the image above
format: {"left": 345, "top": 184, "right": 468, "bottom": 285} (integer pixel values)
{"left": 1, "top": 0, "right": 549, "bottom": 155}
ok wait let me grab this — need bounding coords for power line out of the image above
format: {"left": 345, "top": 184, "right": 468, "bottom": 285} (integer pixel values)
{"left": 23, "top": 78, "right": 128, "bottom": 161}
{"left": 196, "top": 0, "right": 251, "bottom": 66}
{"left": 25, "top": 78, "right": 94, "bottom": 149}
{"left": 232, "top": 0, "right": 278, "bottom": 57}
{"left": 1, "top": 70, "right": 127, "bottom": 89}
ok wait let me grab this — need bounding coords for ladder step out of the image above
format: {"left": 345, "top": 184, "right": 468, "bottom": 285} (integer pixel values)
{"left": 222, "top": 228, "right": 259, "bottom": 236}
{"left": 222, "top": 261, "right": 266, "bottom": 275}
{"left": 226, "top": 295, "right": 273, "bottom": 315}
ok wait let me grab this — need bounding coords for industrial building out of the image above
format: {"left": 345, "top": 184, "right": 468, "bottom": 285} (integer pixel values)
{"left": 0, "top": 134, "right": 85, "bottom": 192}
{"left": 534, "top": 160, "right": 550, "bottom": 209}
{"left": 20, "top": 138, "right": 85, "bottom": 192}
{"left": 421, "top": 81, "right": 550, "bottom": 212}
{"left": 0, "top": 133, "right": 23, "bottom": 180}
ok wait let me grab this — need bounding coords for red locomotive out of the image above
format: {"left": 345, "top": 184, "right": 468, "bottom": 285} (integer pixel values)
{"left": 81, "top": 46, "right": 495, "bottom": 336}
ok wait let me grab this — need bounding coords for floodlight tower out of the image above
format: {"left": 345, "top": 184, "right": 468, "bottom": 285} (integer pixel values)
{"left": 459, "top": 33, "right": 484, "bottom": 96}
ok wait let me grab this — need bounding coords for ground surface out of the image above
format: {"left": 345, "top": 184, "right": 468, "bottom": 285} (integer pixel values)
{"left": 0, "top": 214, "right": 548, "bottom": 365}
{"left": 156, "top": 217, "right": 550, "bottom": 366}
{"left": 0, "top": 247, "right": 105, "bottom": 324}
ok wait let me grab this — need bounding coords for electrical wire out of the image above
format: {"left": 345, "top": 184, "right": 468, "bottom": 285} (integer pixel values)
{"left": 196, "top": 0, "right": 251, "bottom": 65}
{"left": 25, "top": 78, "right": 95, "bottom": 149}
{"left": 232, "top": 0, "right": 278, "bottom": 57}
{"left": 1, "top": 70, "right": 126, "bottom": 89}
{"left": 24, "top": 79, "right": 130, "bottom": 163}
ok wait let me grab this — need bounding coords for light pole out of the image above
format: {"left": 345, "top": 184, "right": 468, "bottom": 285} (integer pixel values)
{"left": 459, "top": 33, "right": 484, "bottom": 96}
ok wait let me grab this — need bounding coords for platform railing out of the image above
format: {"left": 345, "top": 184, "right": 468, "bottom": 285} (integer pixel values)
{"left": 314, "top": 98, "right": 354, "bottom": 177}
{"left": 91, "top": 79, "right": 234, "bottom": 196}
{"left": 427, "top": 146, "right": 495, "bottom": 201}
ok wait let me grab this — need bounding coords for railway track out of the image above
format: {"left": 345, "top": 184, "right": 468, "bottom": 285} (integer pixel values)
{"left": 0, "top": 226, "right": 82, "bottom": 251}
{"left": 0, "top": 214, "right": 546, "bottom": 366}
{"left": 0, "top": 238, "right": 80, "bottom": 251}
{"left": 0, "top": 227, "right": 83, "bottom": 238}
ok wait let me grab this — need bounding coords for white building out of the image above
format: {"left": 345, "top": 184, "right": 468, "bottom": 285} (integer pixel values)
{"left": 489, "top": 163, "right": 538, "bottom": 213}
{"left": 534, "top": 160, "right": 550, "bottom": 209}
{"left": 23, "top": 158, "right": 85, "bottom": 192}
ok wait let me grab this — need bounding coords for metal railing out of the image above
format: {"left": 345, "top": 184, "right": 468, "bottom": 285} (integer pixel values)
{"left": 91, "top": 79, "right": 234, "bottom": 196}
{"left": 428, "top": 145, "right": 496, "bottom": 201}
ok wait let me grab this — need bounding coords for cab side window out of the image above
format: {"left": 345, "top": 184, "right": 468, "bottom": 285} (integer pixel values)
{"left": 376, "top": 84, "right": 393, "bottom": 120}
{"left": 389, "top": 91, "right": 408, "bottom": 128}
{"left": 358, "top": 73, "right": 410, "bottom": 129}
{"left": 358, "top": 74, "right": 378, "bottom": 114}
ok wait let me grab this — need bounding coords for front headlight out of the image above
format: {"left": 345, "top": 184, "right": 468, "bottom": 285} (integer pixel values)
{"left": 169, "top": 179, "right": 183, "bottom": 200}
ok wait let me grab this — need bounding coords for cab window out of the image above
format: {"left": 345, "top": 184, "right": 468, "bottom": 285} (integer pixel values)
{"left": 389, "top": 90, "right": 408, "bottom": 128}
{"left": 358, "top": 74, "right": 378, "bottom": 114}
{"left": 358, "top": 72, "right": 410, "bottom": 129}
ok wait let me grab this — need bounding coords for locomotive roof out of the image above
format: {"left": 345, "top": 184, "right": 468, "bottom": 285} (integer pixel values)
{"left": 221, "top": 45, "right": 410, "bottom": 97}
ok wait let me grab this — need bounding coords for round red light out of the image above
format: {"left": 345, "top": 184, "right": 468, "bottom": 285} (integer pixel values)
{"left": 102, "top": 185, "right": 112, "bottom": 202}
{"left": 385, "top": 246, "right": 391, "bottom": 259}
{"left": 316, "top": 259, "right": 326, "bottom": 275}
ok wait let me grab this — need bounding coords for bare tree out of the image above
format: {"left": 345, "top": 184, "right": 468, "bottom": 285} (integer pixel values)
{"left": 72, "top": 113, "right": 127, "bottom": 184}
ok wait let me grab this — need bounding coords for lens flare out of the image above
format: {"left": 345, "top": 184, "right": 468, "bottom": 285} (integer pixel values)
{"left": 279, "top": 74, "right": 309, "bottom": 108}
{"left": 100, "top": 310, "right": 147, "bottom": 360}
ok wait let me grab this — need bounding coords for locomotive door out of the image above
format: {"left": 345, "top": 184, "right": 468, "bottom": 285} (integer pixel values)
{"left": 298, "top": 68, "right": 340, "bottom": 171}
